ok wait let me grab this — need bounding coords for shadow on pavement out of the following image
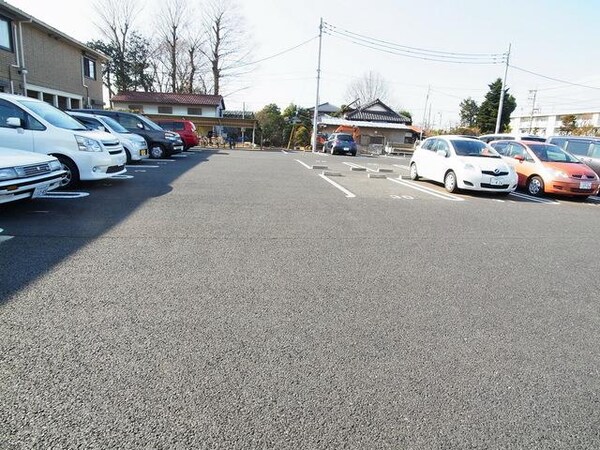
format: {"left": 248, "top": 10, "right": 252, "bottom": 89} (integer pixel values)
{"left": 0, "top": 149, "right": 220, "bottom": 305}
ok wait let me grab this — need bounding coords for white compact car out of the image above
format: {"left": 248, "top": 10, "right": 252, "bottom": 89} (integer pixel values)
{"left": 68, "top": 111, "right": 149, "bottom": 164}
{"left": 0, "top": 147, "right": 65, "bottom": 204}
{"left": 0, "top": 93, "right": 126, "bottom": 188}
{"left": 409, "top": 135, "right": 518, "bottom": 193}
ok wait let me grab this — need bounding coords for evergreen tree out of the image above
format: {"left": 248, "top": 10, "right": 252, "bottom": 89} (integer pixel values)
{"left": 459, "top": 98, "right": 479, "bottom": 128}
{"left": 256, "top": 104, "right": 285, "bottom": 147}
{"left": 476, "top": 79, "right": 516, "bottom": 133}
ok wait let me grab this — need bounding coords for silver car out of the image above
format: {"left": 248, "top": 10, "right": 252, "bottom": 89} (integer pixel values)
{"left": 547, "top": 136, "right": 600, "bottom": 178}
{"left": 69, "top": 112, "right": 149, "bottom": 164}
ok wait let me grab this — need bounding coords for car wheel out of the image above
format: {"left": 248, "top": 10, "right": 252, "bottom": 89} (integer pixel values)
{"left": 56, "top": 156, "right": 79, "bottom": 189}
{"left": 409, "top": 163, "right": 419, "bottom": 180}
{"left": 444, "top": 170, "right": 458, "bottom": 193}
{"left": 330, "top": 147, "right": 335, "bottom": 155}
{"left": 526, "top": 176, "right": 544, "bottom": 196}
{"left": 150, "top": 144, "right": 166, "bottom": 159}
{"left": 351, "top": 151, "right": 356, "bottom": 157}
{"left": 124, "top": 148, "right": 132, "bottom": 164}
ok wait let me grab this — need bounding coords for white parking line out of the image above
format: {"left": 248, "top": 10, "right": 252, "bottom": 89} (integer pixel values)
{"left": 134, "top": 170, "right": 146, "bottom": 173}
{"left": 319, "top": 174, "right": 356, "bottom": 198}
{"left": 111, "top": 174, "right": 134, "bottom": 179}
{"left": 127, "top": 164, "right": 160, "bottom": 168}
{"left": 393, "top": 164, "right": 410, "bottom": 170}
{"left": 295, "top": 159, "right": 312, "bottom": 169}
{"left": 39, "top": 192, "right": 90, "bottom": 199}
{"left": 281, "top": 149, "right": 289, "bottom": 154}
{"left": 172, "top": 154, "right": 188, "bottom": 158}
{"left": 509, "top": 192, "right": 559, "bottom": 204}
{"left": 387, "top": 178, "right": 465, "bottom": 201}
{"left": 344, "top": 162, "right": 378, "bottom": 172}
{"left": 152, "top": 159, "right": 176, "bottom": 162}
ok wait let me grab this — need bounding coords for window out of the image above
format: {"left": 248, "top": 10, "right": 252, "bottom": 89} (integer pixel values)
{"left": 118, "top": 114, "right": 144, "bottom": 129}
{"left": 83, "top": 57, "right": 96, "bottom": 80}
{"left": 565, "top": 140, "right": 591, "bottom": 156}
{"left": 187, "top": 107, "right": 202, "bottom": 115}
{"left": 158, "top": 106, "right": 173, "bottom": 114}
{"left": 0, "top": 99, "right": 26, "bottom": 128}
{"left": 172, "top": 122, "right": 185, "bottom": 131}
{"left": 0, "top": 16, "right": 12, "bottom": 51}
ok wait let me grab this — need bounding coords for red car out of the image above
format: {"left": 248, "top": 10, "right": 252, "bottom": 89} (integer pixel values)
{"left": 155, "top": 119, "right": 199, "bottom": 150}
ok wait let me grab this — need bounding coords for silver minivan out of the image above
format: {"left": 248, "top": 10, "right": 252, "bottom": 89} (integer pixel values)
{"left": 547, "top": 136, "right": 600, "bottom": 177}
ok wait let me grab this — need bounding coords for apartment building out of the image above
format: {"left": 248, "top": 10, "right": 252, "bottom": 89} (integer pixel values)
{"left": 510, "top": 110, "right": 600, "bottom": 137}
{"left": 0, "top": 1, "right": 106, "bottom": 109}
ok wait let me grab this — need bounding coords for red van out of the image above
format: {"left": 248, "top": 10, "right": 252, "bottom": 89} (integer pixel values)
{"left": 155, "top": 119, "right": 199, "bottom": 150}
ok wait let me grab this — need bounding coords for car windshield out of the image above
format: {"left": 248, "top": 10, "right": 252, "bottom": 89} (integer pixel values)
{"left": 335, "top": 134, "right": 354, "bottom": 142}
{"left": 138, "top": 115, "right": 163, "bottom": 131}
{"left": 100, "top": 116, "right": 129, "bottom": 133}
{"left": 19, "top": 100, "right": 87, "bottom": 131}
{"left": 451, "top": 139, "right": 500, "bottom": 158}
{"left": 528, "top": 143, "right": 581, "bottom": 163}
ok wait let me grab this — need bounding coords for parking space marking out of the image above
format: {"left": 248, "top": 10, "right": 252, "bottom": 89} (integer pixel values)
{"left": 318, "top": 174, "right": 356, "bottom": 198}
{"left": 391, "top": 194, "right": 414, "bottom": 200}
{"left": 281, "top": 149, "right": 289, "bottom": 154}
{"left": 509, "top": 192, "right": 560, "bottom": 204}
{"left": 127, "top": 165, "right": 160, "bottom": 168}
{"left": 152, "top": 159, "right": 176, "bottom": 162}
{"left": 393, "top": 164, "right": 410, "bottom": 170}
{"left": 39, "top": 192, "right": 90, "bottom": 199}
{"left": 111, "top": 175, "right": 134, "bottom": 179}
{"left": 344, "top": 162, "right": 377, "bottom": 172}
{"left": 294, "top": 159, "right": 312, "bottom": 169}
{"left": 172, "top": 154, "right": 188, "bottom": 158}
{"left": 387, "top": 178, "right": 465, "bottom": 201}
{"left": 134, "top": 170, "right": 147, "bottom": 173}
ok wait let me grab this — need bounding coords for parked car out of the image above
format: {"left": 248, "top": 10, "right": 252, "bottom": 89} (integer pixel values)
{"left": 154, "top": 119, "right": 199, "bottom": 150}
{"left": 489, "top": 140, "right": 600, "bottom": 198}
{"left": 0, "top": 147, "right": 65, "bottom": 204}
{"left": 68, "top": 112, "right": 149, "bottom": 164}
{"left": 409, "top": 135, "right": 518, "bottom": 194}
{"left": 546, "top": 136, "right": 600, "bottom": 178}
{"left": 479, "top": 133, "right": 546, "bottom": 143}
{"left": 0, "top": 94, "right": 126, "bottom": 188}
{"left": 70, "top": 109, "right": 184, "bottom": 159}
{"left": 323, "top": 133, "right": 357, "bottom": 156}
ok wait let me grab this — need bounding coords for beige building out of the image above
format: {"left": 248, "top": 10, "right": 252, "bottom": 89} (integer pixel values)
{"left": 0, "top": 1, "right": 106, "bottom": 109}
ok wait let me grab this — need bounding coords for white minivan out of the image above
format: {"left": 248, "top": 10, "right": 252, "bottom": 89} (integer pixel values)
{"left": 0, "top": 93, "right": 126, "bottom": 188}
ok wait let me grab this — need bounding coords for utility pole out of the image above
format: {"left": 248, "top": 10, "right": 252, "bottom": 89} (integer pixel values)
{"left": 495, "top": 43, "right": 511, "bottom": 134}
{"left": 311, "top": 18, "right": 323, "bottom": 152}
{"left": 420, "top": 85, "right": 430, "bottom": 141}
{"left": 528, "top": 89, "right": 538, "bottom": 134}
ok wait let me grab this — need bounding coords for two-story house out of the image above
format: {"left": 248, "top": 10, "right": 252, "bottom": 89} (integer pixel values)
{"left": 0, "top": 1, "right": 107, "bottom": 109}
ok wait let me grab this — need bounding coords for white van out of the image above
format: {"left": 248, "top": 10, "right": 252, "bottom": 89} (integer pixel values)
{"left": 0, "top": 93, "right": 126, "bottom": 188}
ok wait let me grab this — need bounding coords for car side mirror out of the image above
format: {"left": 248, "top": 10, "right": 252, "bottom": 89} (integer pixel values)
{"left": 514, "top": 155, "right": 525, "bottom": 162}
{"left": 136, "top": 122, "right": 144, "bottom": 129}
{"left": 6, "top": 117, "right": 23, "bottom": 128}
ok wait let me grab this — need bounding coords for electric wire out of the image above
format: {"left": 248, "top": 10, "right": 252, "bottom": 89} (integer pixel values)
{"left": 230, "top": 36, "right": 319, "bottom": 69}
{"left": 510, "top": 65, "right": 600, "bottom": 91}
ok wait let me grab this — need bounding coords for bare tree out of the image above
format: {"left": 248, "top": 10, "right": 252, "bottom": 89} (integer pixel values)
{"left": 345, "top": 71, "right": 391, "bottom": 106}
{"left": 155, "top": 0, "right": 191, "bottom": 92}
{"left": 200, "top": 0, "right": 251, "bottom": 95}
{"left": 93, "top": 0, "right": 143, "bottom": 95}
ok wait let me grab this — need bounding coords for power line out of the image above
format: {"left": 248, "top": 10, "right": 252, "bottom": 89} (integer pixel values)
{"left": 230, "top": 36, "right": 319, "bottom": 70}
{"left": 322, "top": 22, "right": 506, "bottom": 65}
{"left": 510, "top": 64, "right": 600, "bottom": 91}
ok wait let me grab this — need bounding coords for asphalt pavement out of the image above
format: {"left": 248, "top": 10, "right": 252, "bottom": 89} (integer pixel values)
{"left": 1, "top": 148, "right": 599, "bottom": 449}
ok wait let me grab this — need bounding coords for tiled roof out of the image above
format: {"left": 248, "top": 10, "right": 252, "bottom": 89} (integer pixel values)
{"left": 112, "top": 92, "right": 224, "bottom": 106}
{"left": 345, "top": 99, "right": 411, "bottom": 124}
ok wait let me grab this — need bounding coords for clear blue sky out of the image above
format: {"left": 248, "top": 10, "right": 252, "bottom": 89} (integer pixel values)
{"left": 8, "top": 0, "right": 600, "bottom": 127}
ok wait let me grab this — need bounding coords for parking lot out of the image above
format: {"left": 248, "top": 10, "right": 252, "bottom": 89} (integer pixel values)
{"left": 2, "top": 148, "right": 600, "bottom": 448}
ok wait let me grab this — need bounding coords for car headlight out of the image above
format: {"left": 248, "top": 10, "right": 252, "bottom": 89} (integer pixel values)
{"left": 75, "top": 135, "right": 103, "bottom": 152}
{"left": 551, "top": 169, "right": 569, "bottom": 179}
{"left": 165, "top": 132, "right": 178, "bottom": 140}
{"left": 48, "top": 160, "right": 62, "bottom": 171}
{"left": 0, "top": 167, "right": 18, "bottom": 181}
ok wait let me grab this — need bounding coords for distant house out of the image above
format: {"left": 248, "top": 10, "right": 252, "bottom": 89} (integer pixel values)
{"left": 111, "top": 92, "right": 225, "bottom": 118}
{"left": 308, "top": 102, "right": 341, "bottom": 120}
{"left": 319, "top": 99, "right": 419, "bottom": 153}
{"left": 0, "top": 1, "right": 107, "bottom": 108}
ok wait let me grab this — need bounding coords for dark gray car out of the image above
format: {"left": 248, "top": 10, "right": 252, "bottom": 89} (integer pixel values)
{"left": 323, "top": 133, "right": 357, "bottom": 156}
{"left": 547, "top": 136, "right": 600, "bottom": 177}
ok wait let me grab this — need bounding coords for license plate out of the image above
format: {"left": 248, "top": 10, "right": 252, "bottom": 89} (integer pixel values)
{"left": 32, "top": 184, "right": 49, "bottom": 198}
{"left": 344, "top": 147, "right": 350, "bottom": 151}
{"left": 580, "top": 181, "right": 592, "bottom": 189}
{"left": 490, "top": 177, "right": 505, "bottom": 186}
{"left": 140, "top": 149, "right": 148, "bottom": 156}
